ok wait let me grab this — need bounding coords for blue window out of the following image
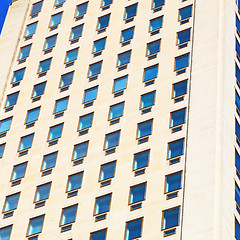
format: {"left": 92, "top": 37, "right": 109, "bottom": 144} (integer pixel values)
{"left": 65, "top": 48, "right": 79, "bottom": 63}
{"left": 130, "top": 183, "right": 146, "bottom": 204}
{"left": 125, "top": 218, "right": 143, "bottom": 240}
{"left": 236, "top": 150, "right": 240, "bottom": 177}
{"left": 60, "top": 72, "right": 74, "bottom": 88}
{"left": 168, "top": 139, "right": 184, "bottom": 159}
{"left": 104, "top": 131, "right": 120, "bottom": 149}
{"left": 0, "top": 143, "right": 5, "bottom": 158}
{"left": 83, "top": 86, "right": 98, "bottom": 103}
{"left": 0, "top": 117, "right": 12, "bottom": 133}
{"left": 44, "top": 34, "right": 57, "bottom": 50}
{"left": 165, "top": 172, "right": 182, "bottom": 193}
{"left": 113, "top": 75, "right": 127, "bottom": 93}
{"left": 72, "top": 141, "right": 88, "bottom": 161}
{"left": 25, "top": 22, "right": 38, "bottom": 37}
{"left": 109, "top": 102, "right": 124, "bottom": 120}
{"left": 102, "top": 0, "right": 112, "bottom": 7}
{"left": 140, "top": 91, "right": 155, "bottom": 109}
{"left": 41, "top": 152, "right": 57, "bottom": 171}
{"left": 143, "top": 64, "right": 158, "bottom": 82}
{"left": 162, "top": 207, "right": 180, "bottom": 230}
{"left": 177, "top": 29, "right": 191, "bottom": 45}
{"left": 35, "top": 182, "right": 51, "bottom": 202}
{"left": 175, "top": 53, "right": 189, "bottom": 71}
{"left": 48, "top": 123, "right": 63, "bottom": 141}
{"left": 236, "top": 218, "right": 240, "bottom": 240}
{"left": 50, "top": 12, "right": 62, "bottom": 28}
{"left": 94, "top": 194, "right": 112, "bottom": 215}
{"left": 19, "top": 134, "right": 34, "bottom": 151}
{"left": 70, "top": 24, "right": 83, "bottom": 40}
{"left": 55, "top": 0, "right": 65, "bottom": 6}
{"left": 67, "top": 172, "right": 83, "bottom": 192}
{"left": 11, "top": 162, "right": 27, "bottom": 181}
{"left": 91, "top": 229, "right": 107, "bottom": 240}
{"left": 236, "top": 91, "right": 240, "bottom": 113}
{"left": 236, "top": 119, "right": 240, "bottom": 141}
{"left": 93, "top": 38, "right": 106, "bottom": 53}
{"left": 152, "top": 0, "right": 165, "bottom": 9}
{"left": 27, "top": 215, "right": 45, "bottom": 236}
{"left": 133, "top": 150, "right": 150, "bottom": 170}
{"left": 0, "top": 225, "right": 12, "bottom": 240}
{"left": 38, "top": 58, "right": 52, "bottom": 74}
{"left": 5, "top": 92, "right": 19, "bottom": 108}
{"left": 31, "top": 1, "right": 43, "bottom": 16}
{"left": 60, "top": 204, "right": 78, "bottom": 226}
{"left": 147, "top": 40, "right": 160, "bottom": 56}
{"left": 237, "top": 16, "right": 240, "bottom": 36}
{"left": 12, "top": 68, "right": 25, "bottom": 84}
{"left": 236, "top": 184, "right": 240, "bottom": 214}
{"left": 26, "top": 107, "right": 40, "bottom": 124}
{"left": 137, "top": 119, "right": 153, "bottom": 139}
{"left": 179, "top": 5, "right": 192, "bottom": 21}
{"left": 88, "top": 61, "right": 102, "bottom": 77}
{"left": 121, "top": 27, "right": 134, "bottom": 43}
{"left": 236, "top": 64, "right": 240, "bottom": 86}
{"left": 4, "top": 192, "right": 20, "bottom": 212}
{"left": 100, "top": 161, "right": 116, "bottom": 181}
{"left": 97, "top": 14, "right": 110, "bottom": 30}
{"left": 124, "top": 4, "right": 138, "bottom": 20}
{"left": 78, "top": 113, "right": 93, "bottom": 131}
{"left": 237, "top": 40, "right": 240, "bottom": 59}
{"left": 173, "top": 80, "right": 187, "bottom": 98}
{"left": 32, "top": 82, "right": 46, "bottom": 98}
{"left": 54, "top": 97, "right": 69, "bottom": 114}
{"left": 76, "top": 2, "right": 88, "bottom": 18}
{"left": 117, "top": 51, "right": 131, "bottom": 67}
{"left": 150, "top": 16, "right": 163, "bottom": 32}
{"left": 170, "top": 108, "right": 186, "bottom": 127}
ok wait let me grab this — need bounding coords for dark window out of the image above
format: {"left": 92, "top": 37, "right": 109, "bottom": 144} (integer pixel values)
{"left": 121, "top": 27, "right": 134, "bottom": 43}
{"left": 125, "top": 218, "right": 143, "bottom": 240}
{"left": 97, "top": 14, "right": 110, "bottom": 31}
{"left": 175, "top": 53, "right": 189, "bottom": 71}
{"left": 104, "top": 131, "right": 120, "bottom": 149}
{"left": 41, "top": 152, "right": 57, "bottom": 171}
{"left": 11, "top": 162, "right": 27, "bottom": 181}
{"left": 137, "top": 120, "right": 153, "bottom": 138}
{"left": 5, "top": 92, "right": 19, "bottom": 108}
{"left": 60, "top": 72, "right": 74, "bottom": 88}
{"left": 26, "top": 107, "right": 40, "bottom": 124}
{"left": 168, "top": 139, "right": 184, "bottom": 159}
{"left": 99, "top": 161, "right": 116, "bottom": 181}
{"left": 162, "top": 207, "right": 180, "bottom": 230}
{"left": 143, "top": 64, "right": 158, "bottom": 82}
{"left": 12, "top": 68, "right": 25, "bottom": 84}
{"left": 94, "top": 194, "right": 112, "bottom": 215}
{"left": 32, "top": 82, "right": 46, "bottom": 98}
{"left": 31, "top": 1, "right": 43, "bottom": 16}
{"left": 179, "top": 5, "right": 192, "bottom": 21}
{"left": 60, "top": 205, "right": 78, "bottom": 226}
{"left": 133, "top": 150, "right": 150, "bottom": 170}
{"left": 124, "top": 4, "right": 138, "bottom": 20}
{"left": 129, "top": 183, "right": 146, "bottom": 204}
{"left": 76, "top": 2, "right": 88, "bottom": 18}
{"left": 27, "top": 215, "right": 45, "bottom": 236}
{"left": 35, "top": 183, "right": 51, "bottom": 202}
{"left": 18, "top": 134, "right": 34, "bottom": 151}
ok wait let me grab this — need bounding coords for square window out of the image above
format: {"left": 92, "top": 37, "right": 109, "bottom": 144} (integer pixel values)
{"left": 91, "top": 229, "right": 107, "bottom": 240}
{"left": 175, "top": 53, "right": 189, "bottom": 71}
{"left": 60, "top": 71, "right": 74, "bottom": 88}
{"left": 143, "top": 64, "right": 158, "bottom": 82}
{"left": 5, "top": 92, "right": 19, "bottom": 108}
{"left": 97, "top": 14, "right": 110, "bottom": 31}
{"left": 27, "top": 215, "right": 45, "bottom": 236}
{"left": 70, "top": 24, "right": 83, "bottom": 41}
{"left": 94, "top": 194, "right": 112, "bottom": 215}
{"left": 121, "top": 27, "right": 134, "bottom": 43}
{"left": 162, "top": 207, "right": 180, "bottom": 230}
{"left": 102, "top": 0, "right": 112, "bottom": 7}
{"left": 124, "top": 4, "right": 138, "bottom": 21}
{"left": 78, "top": 113, "right": 94, "bottom": 131}
{"left": 129, "top": 183, "right": 146, "bottom": 204}
{"left": 177, "top": 29, "right": 191, "bottom": 45}
{"left": 75, "top": 2, "right": 88, "bottom": 19}
{"left": 65, "top": 48, "right": 79, "bottom": 64}
{"left": 152, "top": 0, "right": 165, "bottom": 9}
{"left": 88, "top": 61, "right": 102, "bottom": 78}
{"left": 25, "top": 22, "right": 38, "bottom": 38}
{"left": 48, "top": 123, "right": 63, "bottom": 141}
{"left": 67, "top": 172, "right": 83, "bottom": 192}
{"left": 168, "top": 138, "right": 184, "bottom": 159}
{"left": 109, "top": 102, "right": 124, "bottom": 120}
{"left": 49, "top": 12, "right": 63, "bottom": 29}
{"left": 0, "top": 225, "right": 12, "bottom": 240}
{"left": 72, "top": 141, "right": 89, "bottom": 161}
{"left": 31, "top": 1, "right": 43, "bottom": 16}
{"left": 125, "top": 218, "right": 143, "bottom": 240}
{"left": 26, "top": 107, "right": 40, "bottom": 124}
{"left": 44, "top": 34, "right": 57, "bottom": 51}
{"left": 83, "top": 86, "right": 98, "bottom": 103}
{"left": 93, "top": 37, "right": 106, "bottom": 53}
{"left": 41, "top": 152, "right": 57, "bottom": 171}
{"left": 179, "top": 5, "right": 192, "bottom": 22}
{"left": 147, "top": 39, "right": 160, "bottom": 56}
{"left": 54, "top": 96, "right": 69, "bottom": 114}
{"left": 35, "top": 182, "right": 51, "bottom": 202}
{"left": 113, "top": 75, "right": 127, "bottom": 93}
{"left": 18, "top": 134, "right": 34, "bottom": 152}
{"left": 18, "top": 45, "right": 31, "bottom": 61}
{"left": 170, "top": 108, "right": 186, "bottom": 127}
{"left": 117, "top": 50, "right": 131, "bottom": 67}
{"left": 133, "top": 150, "right": 150, "bottom": 170}
{"left": 172, "top": 80, "right": 187, "bottom": 98}
{"left": 137, "top": 119, "right": 153, "bottom": 139}
{"left": 140, "top": 91, "right": 155, "bottom": 109}
{"left": 99, "top": 161, "right": 116, "bottom": 181}
{"left": 149, "top": 16, "right": 163, "bottom": 32}
{"left": 38, "top": 58, "right": 52, "bottom": 74}
{"left": 104, "top": 131, "right": 120, "bottom": 150}
{"left": 0, "top": 143, "right": 6, "bottom": 158}
{"left": 165, "top": 172, "right": 182, "bottom": 193}
{"left": 32, "top": 82, "right": 46, "bottom": 98}
{"left": 0, "top": 117, "right": 12, "bottom": 134}
{"left": 11, "top": 162, "right": 27, "bottom": 181}
{"left": 12, "top": 68, "right": 25, "bottom": 84}
{"left": 3, "top": 192, "right": 20, "bottom": 212}
{"left": 60, "top": 204, "right": 78, "bottom": 226}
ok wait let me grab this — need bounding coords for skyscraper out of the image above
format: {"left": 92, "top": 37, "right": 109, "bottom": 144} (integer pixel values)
{"left": 0, "top": 0, "right": 238, "bottom": 239}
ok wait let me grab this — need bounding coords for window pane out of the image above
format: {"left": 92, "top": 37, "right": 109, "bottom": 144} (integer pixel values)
{"left": 76, "top": 2, "right": 88, "bottom": 17}
{"left": 35, "top": 183, "right": 51, "bottom": 202}
{"left": 38, "top": 58, "right": 52, "bottom": 73}
{"left": 113, "top": 76, "right": 127, "bottom": 92}
{"left": 4, "top": 193, "right": 20, "bottom": 212}
{"left": 95, "top": 194, "right": 111, "bottom": 215}
{"left": 79, "top": 113, "right": 93, "bottom": 130}
{"left": 73, "top": 142, "right": 88, "bottom": 160}
{"left": 134, "top": 150, "right": 149, "bottom": 170}
{"left": 60, "top": 72, "right": 73, "bottom": 87}
{"left": 130, "top": 183, "right": 146, "bottom": 204}
{"left": 175, "top": 53, "right": 189, "bottom": 71}
{"left": 61, "top": 205, "right": 78, "bottom": 225}
{"left": 42, "top": 152, "right": 57, "bottom": 171}
{"left": 5, "top": 92, "right": 19, "bottom": 108}
{"left": 177, "top": 29, "right": 191, "bottom": 45}
{"left": 170, "top": 109, "right": 186, "bottom": 127}
{"left": 48, "top": 124, "right": 63, "bottom": 141}
{"left": 70, "top": 25, "right": 83, "bottom": 40}
{"left": 102, "top": 0, "right": 112, "bottom": 6}
{"left": 0, "top": 225, "right": 12, "bottom": 240}
{"left": 125, "top": 4, "right": 137, "bottom": 20}
{"left": 44, "top": 35, "right": 57, "bottom": 50}
{"left": 144, "top": 65, "right": 158, "bottom": 82}
{"left": 173, "top": 80, "right": 187, "bottom": 98}
{"left": 100, "top": 161, "right": 116, "bottom": 181}
{"left": 12, "top": 68, "right": 25, "bottom": 83}
{"left": 147, "top": 40, "right": 160, "bottom": 56}
{"left": 236, "top": 218, "right": 240, "bottom": 240}
{"left": 91, "top": 229, "right": 107, "bottom": 240}
{"left": 12, "top": 162, "right": 27, "bottom": 181}
{"left": 84, "top": 87, "right": 98, "bottom": 103}
{"left": 152, "top": 0, "right": 165, "bottom": 9}
{"left": 55, "top": 0, "right": 65, "bottom": 5}
{"left": 162, "top": 207, "right": 180, "bottom": 230}
{"left": 0, "top": 143, "right": 5, "bottom": 158}
{"left": 88, "top": 62, "right": 102, "bottom": 77}
{"left": 150, "top": 17, "right": 163, "bottom": 31}
{"left": 118, "top": 51, "right": 131, "bottom": 66}
{"left": 32, "top": 82, "right": 46, "bottom": 97}
{"left": 31, "top": 1, "right": 43, "bottom": 15}
{"left": 27, "top": 215, "right": 44, "bottom": 236}
{"left": 236, "top": 150, "right": 240, "bottom": 175}
{"left": 140, "top": 91, "right": 155, "bottom": 109}
{"left": 105, "top": 131, "right": 120, "bottom": 149}
{"left": 67, "top": 172, "right": 83, "bottom": 192}
{"left": 109, "top": 102, "right": 124, "bottom": 120}
{"left": 93, "top": 38, "right": 106, "bottom": 53}
{"left": 97, "top": 14, "right": 110, "bottom": 30}
{"left": 66, "top": 48, "right": 79, "bottom": 63}
{"left": 125, "top": 218, "right": 143, "bottom": 240}
{"left": 168, "top": 139, "right": 184, "bottom": 159}
{"left": 179, "top": 5, "right": 192, "bottom": 21}
{"left": 166, "top": 172, "right": 182, "bottom": 193}
{"left": 19, "top": 134, "right": 34, "bottom": 151}
{"left": 54, "top": 97, "right": 69, "bottom": 113}
{"left": 137, "top": 120, "right": 153, "bottom": 138}
{"left": 0, "top": 117, "right": 12, "bottom": 133}
{"left": 19, "top": 45, "right": 31, "bottom": 60}
{"left": 50, "top": 12, "right": 62, "bottom": 27}
{"left": 121, "top": 27, "right": 134, "bottom": 42}
{"left": 26, "top": 107, "right": 40, "bottom": 124}
{"left": 25, "top": 22, "right": 37, "bottom": 37}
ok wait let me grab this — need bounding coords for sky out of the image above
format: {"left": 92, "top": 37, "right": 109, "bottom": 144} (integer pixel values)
{"left": 0, "top": 0, "right": 12, "bottom": 34}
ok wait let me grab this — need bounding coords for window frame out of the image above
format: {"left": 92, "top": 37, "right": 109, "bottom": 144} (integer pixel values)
{"left": 71, "top": 141, "right": 89, "bottom": 165}
{"left": 34, "top": 182, "right": 52, "bottom": 205}
{"left": 149, "top": 16, "right": 163, "bottom": 34}
{"left": 124, "top": 3, "right": 138, "bottom": 23}
{"left": 96, "top": 14, "right": 111, "bottom": 33}
{"left": 25, "top": 106, "right": 41, "bottom": 126}
{"left": 64, "top": 47, "right": 79, "bottom": 66}
{"left": 30, "top": 0, "right": 43, "bottom": 17}
{"left": 136, "top": 119, "right": 153, "bottom": 140}
{"left": 90, "top": 228, "right": 107, "bottom": 240}
{"left": 93, "top": 193, "right": 112, "bottom": 216}
{"left": 169, "top": 108, "right": 186, "bottom": 130}
{"left": 43, "top": 34, "right": 58, "bottom": 53}
{"left": 174, "top": 53, "right": 190, "bottom": 74}
{"left": 41, "top": 151, "right": 58, "bottom": 174}
{"left": 172, "top": 79, "right": 188, "bottom": 101}
{"left": 124, "top": 217, "right": 144, "bottom": 240}
{"left": 161, "top": 206, "right": 180, "bottom": 232}
{"left": 3, "top": 192, "right": 21, "bottom": 214}
{"left": 108, "top": 101, "right": 125, "bottom": 122}
{"left": 128, "top": 182, "right": 147, "bottom": 206}
{"left": 18, "top": 44, "right": 32, "bottom": 63}
{"left": 70, "top": 24, "right": 84, "bottom": 43}
{"left": 59, "top": 204, "right": 78, "bottom": 227}
{"left": 5, "top": 91, "right": 19, "bottom": 110}
{"left": 178, "top": 5, "right": 193, "bottom": 24}
{"left": 18, "top": 133, "right": 34, "bottom": 153}
{"left": 120, "top": 26, "right": 135, "bottom": 45}
{"left": 92, "top": 37, "right": 107, "bottom": 56}
{"left": 66, "top": 171, "right": 84, "bottom": 194}
{"left": 112, "top": 75, "right": 128, "bottom": 96}
{"left": 83, "top": 86, "right": 98, "bottom": 105}
{"left": 104, "top": 130, "right": 121, "bottom": 151}
{"left": 11, "top": 67, "right": 26, "bottom": 86}
{"left": 176, "top": 28, "right": 191, "bottom": 48}
{"left": 49, "top": 11, "right": 63, "bottom": 30}
{"left": 167, "top": 138, "right": 185, "bottom": 161}
{"left": 0, "top": 116, "right": 13, "bottom": 135}
{"left": 38, "top": 58, "right": 52, "bottom": 77}
{"left": 164, "top": 171, "right": 182, "bottom": 194}
{"left": 59, "top": 71, "right": 74, "bottom": 90}
{"left": 140, "top": 91, "right": 156, "bottom": 111}
{"left": 47, "top": 123, "right": 64, "bottom": 143}
{"left": 98, "top": 160, "right": 117, "bottom": 183}
{"left": 24, "top": 21, "right": 38, "bottom": 40}
{"left": 54, "top": 96, "right": 69, "bottom": 116}
{"left": 133, "top": 149, "right": 150, "bottom": 172}
{"left": 75, "top": 2, "right": 89, "bottom": 20}
{"left": 10, "top": 162, "right": 28, "bottom": 183}
{"left": 31, "top": 81, "right": 47, "bottom": 101}
{"left": 117, "top": 50, "right": 132, "bottom": 70}
{"left": 26, "top": 214, "right": 45, "bottom": 237}
{"left": 151, "top": 0, "right": 165, "bottom": 11}
{"left": 146, "top": 39, "right": 161, "bottom": 58}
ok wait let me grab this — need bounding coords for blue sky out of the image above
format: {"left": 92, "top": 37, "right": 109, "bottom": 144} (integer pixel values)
{"left": 0, "top": 0, "right": 12, "bottom": 34}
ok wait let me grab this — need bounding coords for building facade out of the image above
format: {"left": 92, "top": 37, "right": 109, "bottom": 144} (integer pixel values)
{"left": 0, "top": 0, "right": 237, "bottom": 239}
